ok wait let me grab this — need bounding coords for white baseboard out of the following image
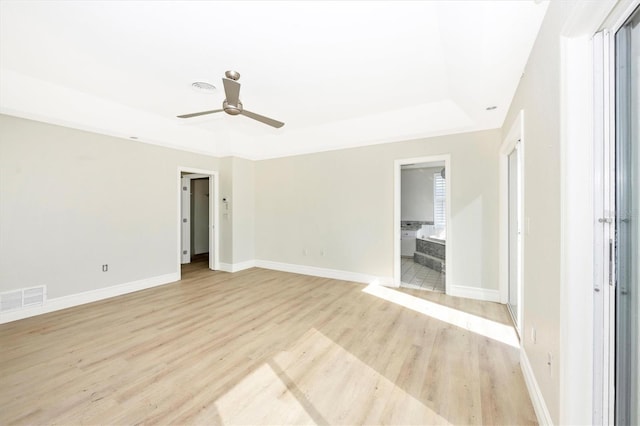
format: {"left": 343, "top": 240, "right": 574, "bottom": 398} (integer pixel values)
{"left": 520, "top": 347, "right": 553, "bottom": 425}
{"left": 219, "top": 262, "right": 233, "bottom": 272}
{"left": 447, "top": 284, "right": 500, "bottom": 302}
{"left": 1, "top": 265, "right": 500, "bottom": 324}
{"left": 218, "top": 260, "right": 256, "bottom": 273}
{"left": 0, "top": 272, "right": 179, "bottom": 324}
{"left": 255, "top": 260, "right": 394, "bottom": 286}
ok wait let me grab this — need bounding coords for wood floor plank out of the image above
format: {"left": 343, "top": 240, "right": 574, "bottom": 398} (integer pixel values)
{"left": 0, "top": 262, "right": 537, "bottom": 425}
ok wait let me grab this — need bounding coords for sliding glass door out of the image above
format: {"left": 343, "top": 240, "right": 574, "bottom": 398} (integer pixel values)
{"left": 615, "top": 6, "right": 639, "bottom": 425}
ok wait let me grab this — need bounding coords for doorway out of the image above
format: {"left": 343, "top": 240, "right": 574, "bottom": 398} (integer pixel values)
{"left": 181, "top": 175, "right": 210, "bottom": 265}
{"left": 394, "top": 155, "right": 451, "bottom": 293}
{"left": 177, "top": 167, "right": 219, "bottom": 278}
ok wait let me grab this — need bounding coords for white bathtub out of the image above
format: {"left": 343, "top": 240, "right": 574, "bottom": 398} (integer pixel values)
{"left": 424, "top": 236, "right": 445, "bottom": 245}
{"left": 418, "top": 225, "right": 446, "bottom": 242}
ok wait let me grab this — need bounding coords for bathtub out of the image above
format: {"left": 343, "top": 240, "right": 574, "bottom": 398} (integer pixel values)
{"left": 417, "top": 224, "right": 446, "bottom": 242}
{"left": 414, "top": 233, "right": 446, "bottom": 273}
{"left": 424, "top": 236, "right": 445, "bottom": 245}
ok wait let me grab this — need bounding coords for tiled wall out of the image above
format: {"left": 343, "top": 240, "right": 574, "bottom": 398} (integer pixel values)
{"left": 400, "top": 220, "right": 433, "bottom": 230}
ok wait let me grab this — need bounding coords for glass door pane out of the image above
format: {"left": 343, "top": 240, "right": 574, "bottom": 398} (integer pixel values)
{"left": 615, "top": 6, "right": 639, "bottom": 425}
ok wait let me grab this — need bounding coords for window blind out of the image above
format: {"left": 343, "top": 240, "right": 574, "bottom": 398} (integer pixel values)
{"left": 434, "top": 173, "right": 446, "bottom": 227}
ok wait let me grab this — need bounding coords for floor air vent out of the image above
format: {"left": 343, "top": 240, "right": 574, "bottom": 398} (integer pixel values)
{"left": 0, "top": 286, "right": 46, "bottom": 313}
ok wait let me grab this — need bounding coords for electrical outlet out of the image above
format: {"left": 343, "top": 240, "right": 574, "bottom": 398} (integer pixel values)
{"left": 320, "top": 249, "right": 325, "bottom": 256}
{"left": 303, "top": 249, "right": 309, "bottom": 256}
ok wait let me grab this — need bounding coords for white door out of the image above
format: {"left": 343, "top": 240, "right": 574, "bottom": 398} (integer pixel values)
{"left": 180, "top": 176, "right": 190, "bottom": 264}
{"left": 507, "top": 143, "right": 521, "bottom": 330}
{"left": 207, "top": 175, "right": 215, "bottom": 271}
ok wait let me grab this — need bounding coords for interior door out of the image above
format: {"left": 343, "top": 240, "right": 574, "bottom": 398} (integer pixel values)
{"left": 180, "top": 176, "right": 190, "bottom": 264}
{"left": 507, "top": 143, "right": 521, "bottom": 330}
{"left": 208, "top": 175, "right": 215, "bottom": 271}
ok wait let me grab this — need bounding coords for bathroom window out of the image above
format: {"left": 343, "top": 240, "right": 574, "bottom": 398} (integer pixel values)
{"left": 433, "top": 173, "right": 446, "bottom": 227}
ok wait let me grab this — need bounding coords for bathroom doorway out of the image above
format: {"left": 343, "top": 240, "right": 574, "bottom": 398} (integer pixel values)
{"left": 394, "top": 155, "right": 451, "bottom": 293}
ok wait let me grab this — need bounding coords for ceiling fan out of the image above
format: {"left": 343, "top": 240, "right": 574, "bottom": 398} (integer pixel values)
{"left": 177, "top": 70, "right": 284, "bottom": 128}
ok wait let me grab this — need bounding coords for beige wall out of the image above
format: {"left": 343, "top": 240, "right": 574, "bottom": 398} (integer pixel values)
{"left": 501, "top": 1, "right": 576, "bottom": 422}
{"left": 216, "top": 156, "right": 256, "bottom": 266}
{"left": 218, "top": 157, "right": 233, "bottom": 265}
{"left": 255, "top": 129, "right": 500, "bottom": 289}
{"left": 5, "top": 110, "right": 501, "bottom": 298}
{"left": 0, "top": 114, "right": 221, "bottom": 298}
{"left": 1, "top": 113, "right": 498, "bottom": 296}
{"left": 231, "top": 157, "right": 255, "bottom": 264}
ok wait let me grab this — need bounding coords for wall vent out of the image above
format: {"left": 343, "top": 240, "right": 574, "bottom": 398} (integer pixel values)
{"left": 0, "top": 286, "right": 46, "bottom": 313}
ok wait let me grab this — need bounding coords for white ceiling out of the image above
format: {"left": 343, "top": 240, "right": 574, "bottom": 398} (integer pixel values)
{"left": 0, "top": 1, "right": 548, "bottom": 160}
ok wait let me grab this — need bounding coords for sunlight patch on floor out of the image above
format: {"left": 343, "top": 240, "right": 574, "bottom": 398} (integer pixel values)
{"left": 362, "top": 284, "right": 519, "bottom": 348}
{"left": 214, "top": 328, "right": 448, "bottom": 425}
{"left": 214, "top": 361, "right": 317, "bottom": 425}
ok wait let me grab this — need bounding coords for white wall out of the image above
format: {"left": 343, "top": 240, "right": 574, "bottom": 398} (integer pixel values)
{"left": 0, "top": 114, "right": 220, "bottom": 298}
{"left": 255, "top": 129, "right": 500, "bottom": 290}
{"left": 401, "top": 167, "right": 441, "bottom": 222}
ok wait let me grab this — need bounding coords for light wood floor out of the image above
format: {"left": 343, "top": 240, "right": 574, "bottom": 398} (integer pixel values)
{"left": 0, "top": 262, "right": 536, "bottom": 425}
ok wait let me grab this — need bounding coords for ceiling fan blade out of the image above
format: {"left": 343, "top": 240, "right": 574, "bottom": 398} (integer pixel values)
{"left": 177, "top": 109, "right": 224, "bottom": 119}
{"left": 223, "top": 78, "right": 241, "bottom": 106}
{"left": 240, "top": 110, "right": 285, "bottom": 128}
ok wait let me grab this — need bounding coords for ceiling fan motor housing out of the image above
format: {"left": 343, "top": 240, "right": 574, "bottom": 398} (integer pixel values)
{"left": 225, "top": 70, "right": 240, "bottom": 81}
{"left": 223, "top": 100, "right": 242, "bottom": 115}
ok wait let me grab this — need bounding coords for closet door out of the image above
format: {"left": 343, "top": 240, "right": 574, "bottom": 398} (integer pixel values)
{"left": 507, "top": 143, "right": 521, "bottom": 330}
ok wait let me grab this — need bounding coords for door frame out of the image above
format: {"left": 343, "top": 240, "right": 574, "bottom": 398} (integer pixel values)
{"left": 180, "top": 173, "right": 209, "bottom": 264}
{"left": 189, "top": 176, "right": 212, "bottom": 259}
{"left": 177, "top": 167, "right": 219, "bottom": 278}
{"left": 593, "top": 28, "right": 616, "bottom": 426}
{"left": 499, "top": 110, "right": 524, "bottom": 334}
{"left": 393, "top": 154, "right": 451, "bottom": 291}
